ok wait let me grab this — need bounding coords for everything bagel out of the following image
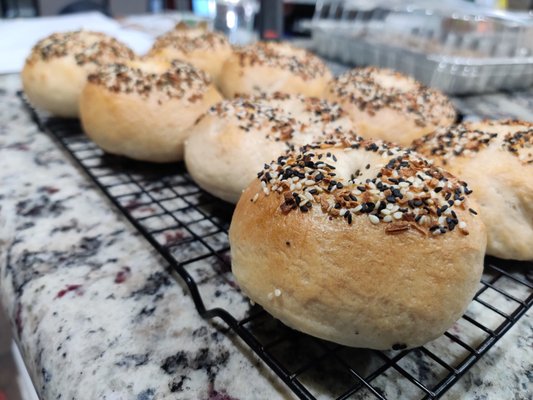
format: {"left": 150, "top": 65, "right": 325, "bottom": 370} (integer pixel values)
{"left": 326, "top": 67, "right": 456, "bottom": 145}
{"left": 184, "top": 93, "right": 355, "bottom": 203}
{"left": 230, "top": 136, "right": 486, "bottom": 349}
{"left": 412, "top": 120, "right": 533, "bottom": 260}
{"left": 22, "top": 30, "right": 134, "bottom": 117}
{"left": 80, "top": 59, "right": 222, "bottom": 162}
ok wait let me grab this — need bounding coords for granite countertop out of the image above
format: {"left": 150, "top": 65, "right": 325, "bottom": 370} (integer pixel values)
{"left": 0, "top": 73, "right": 531, "bottom": 400}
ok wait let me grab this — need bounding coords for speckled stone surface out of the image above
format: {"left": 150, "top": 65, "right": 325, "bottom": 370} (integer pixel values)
{"left": 0, "top": 73, "right": 532, "bottom": 400}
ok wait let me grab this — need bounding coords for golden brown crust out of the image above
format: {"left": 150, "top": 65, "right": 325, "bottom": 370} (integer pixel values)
{"left": 229, "top": 138, "right": 486, "bottom": 349}
{"left": 326, "top": 67, "right": 456, "bottom": 145}
{"left": 412, "top": 120, "right": 533, "bottom": 260}
{"left": 22, "top": 30, "right": 134, "bottom": 117}
{"left": 80, "top": 59, "right": 223, "bottom": 162}
{"left": 218, "top": 42, "right": 332, "bottom": 98}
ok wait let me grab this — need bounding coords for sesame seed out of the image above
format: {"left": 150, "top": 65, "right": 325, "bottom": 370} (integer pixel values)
{"left": 393, "top": 212, "right": 403, "bottom": 220}
{"left": 254, "top": 137, "right": 475, "bottom": 236}
{"left": 368, "top": 214, "right": 380, "bottom": 224}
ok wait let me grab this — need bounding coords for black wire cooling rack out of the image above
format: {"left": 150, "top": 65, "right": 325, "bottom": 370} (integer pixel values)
{"left": 23, "top": 96, "right": 533, "bottom": 400}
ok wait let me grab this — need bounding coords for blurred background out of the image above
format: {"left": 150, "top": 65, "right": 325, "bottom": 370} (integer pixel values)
{"left": 2, "top": 1, "right": 532, "bottom": 34}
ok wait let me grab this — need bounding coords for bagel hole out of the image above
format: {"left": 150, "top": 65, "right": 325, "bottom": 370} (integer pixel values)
{"left": 129, "top": 59, "right": 170, "bottom": 74}
{"left": 333, "top": 150, "right": 383, "bottom": 184}
{"left": 372, "top": 72, "right": 418, "bottom": 93}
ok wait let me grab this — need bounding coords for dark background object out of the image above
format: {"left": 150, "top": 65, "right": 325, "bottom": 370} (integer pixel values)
{"left": 58, "top": 0, "right": 109, "bottom": 15}
{"left": 283, "top": 2, "right": 315, "bottom": 37}
{"left": 259, "top": 0, "right": 283, "bottom": 40}
{"left": 1, "top": 0, "right": 39, "bottom": 17}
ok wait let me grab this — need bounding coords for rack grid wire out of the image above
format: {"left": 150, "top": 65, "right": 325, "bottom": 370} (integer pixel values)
{"left": 22, "top": 95, "right": 532, "bottom": 400}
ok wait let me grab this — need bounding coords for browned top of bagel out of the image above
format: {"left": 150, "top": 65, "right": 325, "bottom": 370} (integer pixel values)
{"left": 206, "top": 92, "right": 348, "bottom": 142}
{"left": 254, "top": 136, "right": 478, "bottom": 236}
{"left": 26, "top": 30, "right": 134, "bottom": 66}
{"left": 329, "top": 67, "right": 456, "bottom": 128}
{"left": 87, "top": 60, "right": 211, "bottom": 102}
{"left": 412, "top": 120, "right": 533, "bottom": 165}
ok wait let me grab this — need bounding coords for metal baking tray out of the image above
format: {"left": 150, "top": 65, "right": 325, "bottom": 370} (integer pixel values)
{"left": 311, "top": 0, "right": 533, "bottom": 94}
{"left": 21, "top": 93, "right": 533, "bottom": 399}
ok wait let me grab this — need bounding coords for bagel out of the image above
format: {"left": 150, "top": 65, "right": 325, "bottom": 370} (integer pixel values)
{"left": 80, "top": 59, "right": 223, "bottom": 163}
{"left": 325, "top": 67, "right": 456, "bottom": 145}
{"left": 229, "top": 136, "right": 486, "bottom": 349}
{"left": 184, "top": 93, "right": 355, "bottom": 203}
{"left": 218, "top": 41, "right": 332, "bottom": 98}
{"left": 22, "top": 30, "right": 134, "bottom": 117}
{"left": 412, "top": 120, "right": 533, "bottom": 260}
{"left": 147, "top": 27, "right": 232, "bottom": 85}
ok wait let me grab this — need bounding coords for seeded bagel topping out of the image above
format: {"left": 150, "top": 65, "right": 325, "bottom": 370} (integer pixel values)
{"left": 254, "top": 138, "right": 475, "bottom": 236}
{"left": 28, "top": 31, "right": 134, "bottom": 66}
{"left": 205, "top": 94, "right": 349, "bottom": 142}
{"left": 87, "top": 60, "right": 210, "bottom": 101}
{"left": 411, "top": 125, "right": 498, "bottom": 164}
{"left": 503, "top": 129, "right": 533, "bottom": 163}
{"left": 329, "top": 67, "right": 455, "bottom": 127}
{"left": 234, "top": 42, "right": 328, "bottom": 80}
{"left": 151, "top": 30, "right": 229, "bottom": 54}
{"left": 412, "top": 122, "right": 533, "bottom": 165}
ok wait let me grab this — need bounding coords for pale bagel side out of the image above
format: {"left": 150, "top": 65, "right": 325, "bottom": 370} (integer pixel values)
{"left": 80, "top": 59, "right": 223, "bottom": 163}
{"left": 219, "top": 41, "right": 332, "bottom": 98}
{"left": 412, "top": 120, "right": 533, "bottom": 260}
{"left": 22, "top": 31, "right": 134, "bottom": 117}
{"left": 230, "top": 137, "right": 486, "bottom": 350}
{"left": 326, "top": 67, "right": 456, "bottom": 145}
